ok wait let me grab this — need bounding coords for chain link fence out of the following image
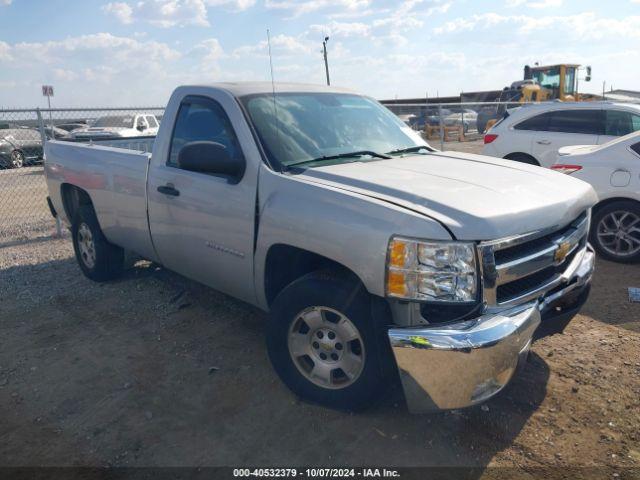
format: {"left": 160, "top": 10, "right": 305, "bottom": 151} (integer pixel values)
{"left": 382, "top": 101, "right": 522, "bottom": 151}
{"left": 0, "top": 107, "right": 164, "bottom": 246}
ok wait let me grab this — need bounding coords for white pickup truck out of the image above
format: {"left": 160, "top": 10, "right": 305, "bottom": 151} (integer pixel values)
{"left": 70, "top": 113, "right": 160, "bottom": 140}
{"left": 45, "top": 83, "right": 597, "bottom": 413}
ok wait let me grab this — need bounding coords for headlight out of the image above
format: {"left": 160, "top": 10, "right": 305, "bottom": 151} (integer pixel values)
{"left": 386, "top": 237, "right": 477, "bottom": 302}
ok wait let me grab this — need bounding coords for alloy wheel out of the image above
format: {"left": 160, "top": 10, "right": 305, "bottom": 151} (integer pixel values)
{"left": 596, "top": 210, "right": 640, "bottom": 258}
{"left": 287, "top": 306, "right": 365, "bottom": 390}
{"left": 77, "top": 223, "right": 97, "bottom": 269}
{"left": 11, "top": 150, "right": 24, "bottom": 168}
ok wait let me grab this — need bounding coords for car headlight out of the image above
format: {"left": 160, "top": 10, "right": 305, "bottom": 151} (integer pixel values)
{"left": 386, "top": 237, "right": 478, "bottom": 302}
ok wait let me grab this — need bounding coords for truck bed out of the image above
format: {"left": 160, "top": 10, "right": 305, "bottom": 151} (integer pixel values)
{"left": 45, "top": 140, "right": 157, "bottom": 261}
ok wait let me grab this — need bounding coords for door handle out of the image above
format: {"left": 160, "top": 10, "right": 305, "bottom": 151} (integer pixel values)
{"left": 536, "top": 140, "right": 552, "bottom": 145}
{"left": 157, "top": 184, "right": 180, "bottom": 197}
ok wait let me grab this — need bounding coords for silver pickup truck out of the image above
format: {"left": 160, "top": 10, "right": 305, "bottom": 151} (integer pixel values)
{"left": 45, "top": 83, "right": 597, "bottom": 413}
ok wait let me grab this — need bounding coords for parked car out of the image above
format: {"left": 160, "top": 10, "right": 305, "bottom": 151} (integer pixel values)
{"left": 397, "top": 113, "right": 417, "bottom": 127}
{"left": 56, "top": 122, "right": 89, "bottom": 133}
{"left": 402, "top": 108, "right": 454, "bottom": 132}
{"left": 71, "top": 113, "right": 160, "bottom": 140}
{"left": 483, "top": 102, "right": 640, "bottom": 167}
{"left": 45, "top": 83, "right": 596, "bottom": 414}
{"left": 43, "top": 125, "right": 71, "bottom": 140}
{"left": 444, "top": 108, "right": 478, "bottom": 133}
{"left": 0, "top": 128, "right": 43, "bottom": 168}
{"left": 552, "top": 132, "right": 640, "bottom": 263}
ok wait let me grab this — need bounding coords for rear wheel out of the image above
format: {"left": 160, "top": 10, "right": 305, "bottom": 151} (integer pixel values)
{"left": 504, "top": 153, "right": 540, "bottom": 166}
{"left": 266, "top": 270, "right": 390, "bottom": 411}
{"left": 71, "top": 205, "right": 125, "bottom": 281}
{"left": 591, "top": 201, "right": 640, "bottom": 263}
{"left": 10, "top": 150, "right": 24, "bottom": 169}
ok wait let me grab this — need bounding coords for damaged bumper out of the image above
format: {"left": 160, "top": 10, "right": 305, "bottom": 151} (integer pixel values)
{"left": 388, "top": 246, "right": 594, "bottom": 413}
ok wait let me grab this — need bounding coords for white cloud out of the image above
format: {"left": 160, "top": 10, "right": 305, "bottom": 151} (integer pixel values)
{"left": 103, "top": 0, "right": 209, "bottom": 27}
{"left": 102, "top": 2, "right": 133, "bottom": 23}
{"left": 193, "top": 38, "right": 225, "bottom": 65}
{"left": 309, "top": 21, "right": 371, "bottom": 38}
{"left": 264, "top": 0, "right": 370, "bottom": 17}
{"left": 373, "top": 33, "right": 409, "bottom": 47}
{"left": 1, "top": 0, "right": 12, "bottom": 5}
{"left": 506, "top": 0, "right": 562, "bottom": 7}
{"left": 206, "top": 0, "right": 256, "bottom": 10}
{"left": 434, "top": 12, "right": 640, "bottom": 39}
{"left": 0, "top": 41, "right": 12, "bottom": 61}
{"left": 3, "top": 33, "right": 180, "bottom": 74}
{"left": 53, "top": 68, "right": 78, "bottom": 81}
{"left": 232, "top": 34, "right": 314, "bottom": 58}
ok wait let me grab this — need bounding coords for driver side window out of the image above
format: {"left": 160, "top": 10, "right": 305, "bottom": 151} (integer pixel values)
{"left": 168, "top": 98, "right": 242, "bottom": 168}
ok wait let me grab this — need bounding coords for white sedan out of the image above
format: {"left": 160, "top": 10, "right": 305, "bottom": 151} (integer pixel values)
{"left": 552, "top": 132, "right": 640, "bottom": 263}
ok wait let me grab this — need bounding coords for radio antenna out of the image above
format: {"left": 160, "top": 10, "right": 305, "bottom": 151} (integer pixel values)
{"left": 267, "top": 29, "right": 282, "bottom": 169}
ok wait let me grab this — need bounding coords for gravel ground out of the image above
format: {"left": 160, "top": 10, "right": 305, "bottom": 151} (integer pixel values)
{"left": 0, "top": 231, "right": 638, "bottom": 474}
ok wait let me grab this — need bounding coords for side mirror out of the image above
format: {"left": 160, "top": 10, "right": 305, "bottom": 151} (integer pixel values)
{"left": 177, "top": 141, "right": 244, "bottom": 181}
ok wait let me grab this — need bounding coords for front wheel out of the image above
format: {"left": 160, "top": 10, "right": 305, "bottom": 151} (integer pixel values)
{"left": 590, "top": 201, "right": 640, "bottom": 263}
{"left": 266, "top": 271, "right": 390, "bottom": 411}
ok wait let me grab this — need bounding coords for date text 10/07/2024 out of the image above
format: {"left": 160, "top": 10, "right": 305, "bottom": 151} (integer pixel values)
{"left": 232, "top": 468, "right": 401, "bottom": 478}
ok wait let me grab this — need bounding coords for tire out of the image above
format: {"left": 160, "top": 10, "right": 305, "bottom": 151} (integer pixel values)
{"left": 71, "top": 205, "right": 125, "bottom": 281}
{"left": 503, "top": 153, "right": 540, "bottom": 166}
{"left": 10, "top": 150, "right": 24, "bottom": 169}
{"left": 266, "top": 270, "right": 391, "bottom": 411}
{"left": 590, "top": 201, "right": 640, "bottom": 263}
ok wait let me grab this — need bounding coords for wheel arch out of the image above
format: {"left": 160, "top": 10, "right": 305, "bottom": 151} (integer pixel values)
{"left": 503, "top": 152, "right": 540, "bottom": 166}
{"left": 592, "top": 196, "right": 640, "bottom": 215}
{"left": 263, "top": 244, "right": 368, "bottom": 308}
{"left": 60, "top": 183, "right": 94, "bottom": 222}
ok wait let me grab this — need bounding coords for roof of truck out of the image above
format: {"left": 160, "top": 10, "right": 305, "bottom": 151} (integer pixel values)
{"left": 188, "top": 82, "right": 357, "bottom": 97}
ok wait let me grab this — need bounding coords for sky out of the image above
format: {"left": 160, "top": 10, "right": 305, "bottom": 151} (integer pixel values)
{"left": 0, "top": 0, "right": 638, "bottom": 107}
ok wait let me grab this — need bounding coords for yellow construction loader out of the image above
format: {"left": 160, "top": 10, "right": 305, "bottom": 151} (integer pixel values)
{"left": 477, "top": 63, "right": 591, "bottom": 133}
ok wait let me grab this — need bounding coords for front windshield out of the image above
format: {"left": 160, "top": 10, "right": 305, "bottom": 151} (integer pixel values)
{"left": 241, "top": 92, "right": 427, "bottom": 168}
{"left": 92, "top": 115, "right": 135, "bottom": 128}
{"left": 532, "top": 67, "right": 560, "bottom": 89}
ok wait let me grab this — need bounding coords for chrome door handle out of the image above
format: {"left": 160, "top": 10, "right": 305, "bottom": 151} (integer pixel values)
{"left": 536, "top": 140, "right": 552, "bottom": 145}
{"left": 157, "top": 184, "right": 180, "bottom": 197}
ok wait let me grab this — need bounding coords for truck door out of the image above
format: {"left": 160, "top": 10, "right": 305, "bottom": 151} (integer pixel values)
{"left": 147, "top": 93, "right": 258, "bottom": 305}
{"left": 532, "top": 109, "right": 601, "bottom": 167}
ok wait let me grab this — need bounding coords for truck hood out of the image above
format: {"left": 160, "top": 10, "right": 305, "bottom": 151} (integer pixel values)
{"left": 297, "top": 151, "right": 597, "bottom": 241}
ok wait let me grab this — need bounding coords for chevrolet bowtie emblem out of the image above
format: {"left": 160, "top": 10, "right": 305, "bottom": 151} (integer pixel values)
{"left": 555, "top": 241, "right": 571, "bottom": 263}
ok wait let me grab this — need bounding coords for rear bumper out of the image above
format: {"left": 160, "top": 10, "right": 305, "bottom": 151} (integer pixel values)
{"left": 388, "top": 247, "right": 594, "bottom": 413}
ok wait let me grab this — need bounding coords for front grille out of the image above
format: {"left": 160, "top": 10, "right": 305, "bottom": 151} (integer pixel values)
{"left": 496, "top": 241, "right": 582, "bottom": 303}
{"left": 497, "top": 266, "right": 556, "bottom": 302}
{"left": 481, "top": 212, "right": 589, "bottom": 306}
{"left": 494, "top": 212, "right": 585, "bottom": 264}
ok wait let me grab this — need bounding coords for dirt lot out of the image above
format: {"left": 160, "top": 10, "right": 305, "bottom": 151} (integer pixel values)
{"left": 0, "top": 226, "right": 639, "bottom": 475}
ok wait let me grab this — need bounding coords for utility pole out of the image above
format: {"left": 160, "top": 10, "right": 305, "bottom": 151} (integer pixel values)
{"left": 322, "top": 36, "right": 330, "bottom": 86}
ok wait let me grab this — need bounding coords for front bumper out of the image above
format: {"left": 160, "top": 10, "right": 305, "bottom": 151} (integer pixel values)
{"left": 387, "top": 246, "right": 594, "bottom": 413}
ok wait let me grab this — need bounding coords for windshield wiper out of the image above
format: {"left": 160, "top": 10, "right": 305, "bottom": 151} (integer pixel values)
{"left": 286, "top": 150, "right": 392, "bottom": 169}
{"left": 387, "top": 145, "right": 432, "bottom": 155}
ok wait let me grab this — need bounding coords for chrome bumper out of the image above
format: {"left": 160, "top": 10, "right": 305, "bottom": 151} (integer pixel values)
{"left": 388, "top": 247, "right": 595, "bottom": 413}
